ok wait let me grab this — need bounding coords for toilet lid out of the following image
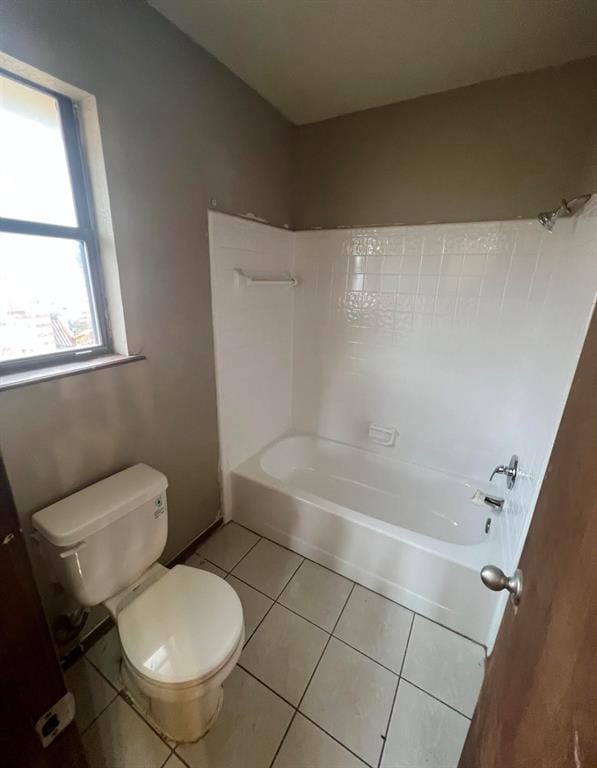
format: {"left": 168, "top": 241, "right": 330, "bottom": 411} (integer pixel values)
{"left": 118, "top": 564, "right": 244, "bottom": 686}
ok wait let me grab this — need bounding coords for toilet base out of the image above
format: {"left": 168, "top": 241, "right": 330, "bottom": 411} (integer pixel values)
{"left": 118, "top": 626, "right": 244, "bottom": 743}
{"left": 122, "top": 661, "right": 223, "bottom": 742}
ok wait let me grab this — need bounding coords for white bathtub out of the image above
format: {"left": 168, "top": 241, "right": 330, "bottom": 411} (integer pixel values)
{"left": 232, "top": 433, "right": 502, "bottom": 644}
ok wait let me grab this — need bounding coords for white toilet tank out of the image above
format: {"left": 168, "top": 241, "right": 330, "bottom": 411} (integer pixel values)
{"left": 32, "top": 464, "right": 168, "bottom": 607}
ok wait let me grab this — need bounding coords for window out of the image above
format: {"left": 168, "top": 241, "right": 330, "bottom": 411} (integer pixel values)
{"left": 0, "top": 68, "right": 109, "bottom": 373}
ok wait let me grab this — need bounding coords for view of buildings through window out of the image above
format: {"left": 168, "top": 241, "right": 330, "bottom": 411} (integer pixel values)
{"left": 0, "top": 71, "right": 102, "bottom": 367}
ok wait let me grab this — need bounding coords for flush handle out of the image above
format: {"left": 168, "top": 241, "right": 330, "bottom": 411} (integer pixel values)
{"left": 481, "top": 564, "right": 523, "bottom": 605}
{"left": 59, "top": 542, "right": 87, "bottom": 559}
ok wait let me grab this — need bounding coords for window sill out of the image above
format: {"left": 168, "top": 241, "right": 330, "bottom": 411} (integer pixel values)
{"left": 0, "top": 354, "right": 146, "bottom": 392}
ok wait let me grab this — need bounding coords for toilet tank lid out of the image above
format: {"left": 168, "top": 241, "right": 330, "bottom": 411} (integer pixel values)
{"left": 32, "top": 464, "right": 168, "bottom": 548}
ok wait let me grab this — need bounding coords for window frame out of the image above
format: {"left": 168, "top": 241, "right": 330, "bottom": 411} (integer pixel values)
{"left": 0, "top": 67, "right": 111, "bottom": 374}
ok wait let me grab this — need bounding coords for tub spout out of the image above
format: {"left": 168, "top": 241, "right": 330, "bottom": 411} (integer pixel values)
{"left": 483, "top": 494, "right": 505, "bottom": 511}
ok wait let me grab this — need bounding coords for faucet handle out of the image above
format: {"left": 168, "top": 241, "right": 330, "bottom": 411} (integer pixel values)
{"left": 489, "top": 465, "right": 507, "bottom": 482}
{"left": 489, "top": 455, "right": 519, "bottom": 489}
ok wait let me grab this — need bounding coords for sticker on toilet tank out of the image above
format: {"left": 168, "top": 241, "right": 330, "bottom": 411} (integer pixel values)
{"left": 154, "top": 495, "right": 166, "bottom": 518}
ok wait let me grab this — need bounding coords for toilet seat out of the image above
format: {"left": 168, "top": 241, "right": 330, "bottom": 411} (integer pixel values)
{"left": 117, "top": 564, "right": 244, "bottom": 688}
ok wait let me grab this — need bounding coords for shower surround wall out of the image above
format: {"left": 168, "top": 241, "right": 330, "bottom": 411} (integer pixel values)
{"left": 209, "top": 203, "right": 597, "bottom": 617}
{"left": 208, "top": 212, "right": 295, "bottom": 513}
{"left": 292, "top": 205, "right": 597, "bottom": 578}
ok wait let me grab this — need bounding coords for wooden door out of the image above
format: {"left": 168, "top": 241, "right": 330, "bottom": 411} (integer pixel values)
{"left": 0, "top": 452, "right": 86, "bottom": 768}
{"left": 459, "top": 309, "right": 597, "bottom": 767}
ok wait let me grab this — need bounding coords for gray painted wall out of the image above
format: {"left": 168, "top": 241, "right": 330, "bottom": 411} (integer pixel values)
{"left": 293, "top": 56, "right": 597, "bottom": 229}
{"left": 0, "top": 0, "right": 293, "bottom": 626}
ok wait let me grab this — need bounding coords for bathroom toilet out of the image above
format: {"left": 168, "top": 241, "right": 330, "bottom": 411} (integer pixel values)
{"left": 32, "top": 464, "right": 244, "bottom": 742}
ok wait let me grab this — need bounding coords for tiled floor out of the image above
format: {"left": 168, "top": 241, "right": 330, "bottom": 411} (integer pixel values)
{"left": 74, "top": 522, "right": 485, "bottom": 768}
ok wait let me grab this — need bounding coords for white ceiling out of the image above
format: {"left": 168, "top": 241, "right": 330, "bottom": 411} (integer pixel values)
{"left": 149, "top": 0, "right": 597, "bottom": 125}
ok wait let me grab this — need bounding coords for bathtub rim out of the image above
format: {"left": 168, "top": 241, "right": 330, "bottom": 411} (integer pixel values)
{"left": 233, "top": 431, "right": 503, "bottom": 572}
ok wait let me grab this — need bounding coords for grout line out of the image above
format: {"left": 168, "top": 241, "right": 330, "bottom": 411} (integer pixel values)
{"left": 237, "top": 663, "right": 297, "bottom": 710}
{"left": 267, "top": 581, "right": 358, "bottom": 768}
{"left": 235, "top": 569, "right": 339, "bottom": 635}
{"left": 160, "top": 750, "right": 177, "bottom": 768}
{"left": 118, "top": 689, "right": 178, "bottom": 749}
{"left": 377, "top": 612, "right": 414, "bottom": 768}
{"left": 297, "top": 581, "right": 355, "bottom": 708}
{"left": 84, "top": 654, "right": 176, "bottom": 751}
{"left": 330, "top": 635, "right": 401, "bottom": 677}
{"left": 280, "top": 599, "right": 341, "bottom": 634}
{"left": 197, "top": 525, "right": 263, "bottom": 574}
{"left": 398, "top": 677, "right": 472, "bottom": 721}
{"left": 202, "top": 557, "right": 227, "bottom": 574}
{"left": 75, "top": 658, "right": 121, "bottom": 737}
{"left": 83, "top": 654, "right": 122, "bottom": 695}
{"left": 172, "top": 745, "right": 192, "bottom": 767}
{"left": 298, "top": 711, "right": 374, "bottom": 768}
{"left": 397, "top": 612, "right": 415, "bottom": 678}
{"left": 267, "top": 710, "right": 297, "bottom": 768}
{"left": 75, "top": 692, "right": 118, "bottom": 738}
{"left": 240, "top": 589, "right": 277, "bottom": 647}
{"left": 233, "top": 550, "right": 347, "bottom": 652}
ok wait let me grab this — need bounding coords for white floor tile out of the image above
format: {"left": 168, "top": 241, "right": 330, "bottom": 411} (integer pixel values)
{"left": 300, "top": 637, "right": 397, "bottom": 765}
{"left": 241, "top": 603, "right": 328, "bottom": 705}
{"left": 231, "top": 538, "right": 303, "bottom": 598}
{"left": 82, "top": 697, "right": 170, "bottom": 768}
{"left": 279, "top": 560, "right": 353, "bottom": 631}
{"left": 402, "top": 616, "right": 485, "bottom": 717}
{"left": 184, "top": 553, "right": 227, "bottom": 578}
{"left": 334, "top": 586, "right": 413, "bottom": 673}
{"left": 86, "top": 626, "right": 123, "bottom": 691}
{"left": 381, "top": 680, "right": 470, "bottom": 768}
{"left": 65, "top": 659, "right": 117, "bottom": 733}
{"left": 176, "top": 667, "right": 293, "bottom": 768}
{"left": 226, "top": 574, "right": 273, "bottom": 640}
{"left": 273, "top": 713, "right": 367, "bottom": 768}
{"left": 197, "top": 522, "right": 260, "bottom": 571}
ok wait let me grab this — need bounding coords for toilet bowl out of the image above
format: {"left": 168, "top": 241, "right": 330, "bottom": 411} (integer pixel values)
{"left": 32, "top": 464, "right": 244, "bottom": 743}
{"left": 108, "top": 563, "right": 244, "bottom": 742}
